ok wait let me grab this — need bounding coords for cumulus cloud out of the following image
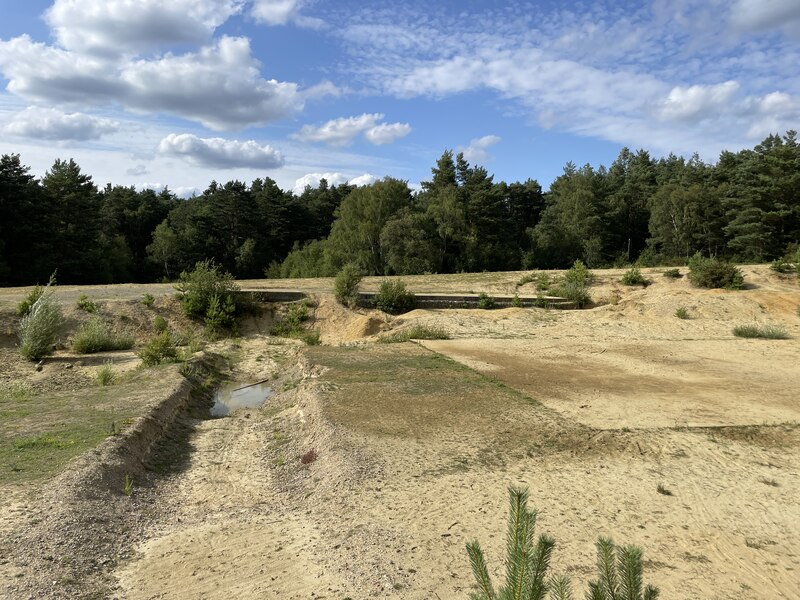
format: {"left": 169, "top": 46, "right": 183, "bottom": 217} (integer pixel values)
{"left": 126, "top": 164, "right": 149, "bottom": 177}
{"left": 0, "top": 35, "right": 302, "bottom": 130}
{"left": 729, "top": 0, "right": 800, "bottom": 35}
{"left": 294, "top": 113, "right": 410, "bottom": 146}
{"left": 139, "top": 183, "right": 200, "bottom": 199}
{"left": 461, "top": 135, "right": 501, "bottom": 164}
{"left": 158, "top": 133, "right": 284, "bottom": 169}
{"left": 293, "top": 171, "right": 376, "bottom": 195}
{"left": 364, "top": 122, "right": 411, "bottom": 145}
{"left": 4, "top": 106, "right": 119, "bottom": 141}
{"left": 251, "top": 0, "right": 324, "bottom": 28}
{"left": 657, "top": 81, "right": 740, "bottom": 122}
{"left": 44, "top": 0, "right": 244, "bottom": 56}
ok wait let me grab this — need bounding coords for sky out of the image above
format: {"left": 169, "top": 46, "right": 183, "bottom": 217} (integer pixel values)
{"left": 0, "top": 0, "right": 798, "bottom": 197}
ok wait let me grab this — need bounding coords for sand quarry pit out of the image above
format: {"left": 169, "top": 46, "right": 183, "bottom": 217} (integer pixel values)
{"left": 1, "top": 265, "right": 799, "bottom": 599}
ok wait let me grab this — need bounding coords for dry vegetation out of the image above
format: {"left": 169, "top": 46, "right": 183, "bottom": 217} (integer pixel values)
{"left": 0, "top": 264, "right": 799, "bottom": 599}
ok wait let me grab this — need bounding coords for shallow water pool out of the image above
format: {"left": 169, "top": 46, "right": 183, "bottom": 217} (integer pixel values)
{"left": 210, "top": 381, "right": 272, "bottom": 417}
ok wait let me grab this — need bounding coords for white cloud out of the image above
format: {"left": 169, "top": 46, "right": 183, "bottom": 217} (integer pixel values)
{"left": 729, "top": 0, "right": 800, "bottom": 35}
{"left": 292, "top": 171, "right": 376, "bottom": 195}
{"left": 461, "top": 135, "right": 501, "bottom": 164}
{"left": 293, "top": 113, "right": 411, "bottom": 146}
{"left": 126, "top": 164, "right": 149, "bottom": 177}
{"left": 44, "top": 0, "right": 244, "bottom": 56}
{"left": 758, "top": 91, "right": 796, "bottom": 114}
{"left": 139, "top": 183, "right": 201, "bottom": 199}
{"left": 251, "top": 0, "right": 324, "bottom": 28}
{"left": 158, "top": 133, "right": 285, "bottom": 169}
{"left": 657, "top": 81, "right": 740, "bottom": 122}
{"left": 0, "top": 35, "right": 303, "bottom": 131}
{"left": 364, "top": 122, "right": 411, "bottom": 145}
{"left": 4, "top": 106, "right": 119, "bottom": 141}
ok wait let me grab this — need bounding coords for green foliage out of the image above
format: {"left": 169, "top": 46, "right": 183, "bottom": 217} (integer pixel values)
{"left": 18, "top": 281, "right": 64, "bottom": 361}
{"left": 16, "top": 285, "right": 44, "bottom": 317}
{"left": 564, "top": 260, "right": 594, "bottom": 286}
{"left": 662, "top": 268, "right": 681, "bottom": 279}
{"left": 512, "top": 293, "right": 522, "bottom": 308}
{"left": 550, "top": 280, "right": 591, "bottom": 308}
{"left": 270, "top": 302, "right": 319, "bottom": 345}
{"left": 466, "top": 487, "right": 660, "bottom": 600}
{"left": 153, "top": 315, "right": 168, "bottom": 333}
{"left": 175, "top": 260, "right": 240, "bottom": 326}
{"left": 123, "top": 473, "right": 133, "bottom": 497}
{"left": 621, "top": 267, "right": 649, "bottom": 286}
{"left": 76, "top": 294, "right": 99, "bottom": 313}
{"left": 688, "top": 254, "right": 744, "bottom": 289}
{"left": 674, "top": 307, "right": 689, "bottom": 319}
{"left": 378, "top": 325, "right": 451, "bottom": 343}
{"left": 138, "top": 332, "right": 178, "bottom": 366}
{"left": 72, "top": 317, "right": 134, "bottom": 354}
{"left": 770, "top": 257, "right": 795, "bottom": 274}
{"left": 96, "top": 362, "right": 115, "bottom": 386}
{"left": 141, "top": 293, "right": 155, "bottom": 307}
{"left": 732, "top": 324, "right": 790, "bottom": 339}
{"left": 477, "top": 292, "right": 497, "bottom": 309}
{"left": 374, "top": 280, "right": 416, "bottom": 314}
{"left": 334, "top": 263, "right": 363, "bottom": 308}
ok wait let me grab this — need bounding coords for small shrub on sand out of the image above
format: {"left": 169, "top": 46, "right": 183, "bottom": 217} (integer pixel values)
{"left": 551, "top": 280, "right": 591, "bottom": 308}
{"left": 688, "top": 254, "right": 744, "bottom": 289}
{"left": 374, "top": 280, "right": 415, "bottom": 314}
{"left": 18, "top": 281, "right": 64, "bottom": 361}
{"left": 334, "top": 263, "right": 363, "bottom": 308}
{"left": 76, "top": 294, "right": 99, "bottom": 313}
{"left": 138, "top": 332, "right": 179, "bottom": 366}
{"left": 175, "top": 260, "right": 240, "bottom": 327}
{"left": 96, "top": 362, "right": 116, "bottom": 386}
{"left": 379, "top": 325, "right": 450, "bottom": 343}
{"left": 141, "top": 293, "right": 155, "bottom": 307}
{"left": 72, "top": 317, "right": 134, "bottom": 354}
{"left": 153, "top": 315, "right": 168, "bottom": 333}
{"left": 477, "top": 292, "right": 496, "bottom": 309}
{"left": 675, "top": 306, "right": 689, "bottom": 319}
{"left": 732, "top": 324, "right": 790, "bottom": 339}
{"left": 662, "top": 268, "right": 682, "bottom": 279}
{"left": 621, "top": 267, "right": 649, "bottom": 286}
{"left": 564, "top": 259, "right": 594, "bottom": 286}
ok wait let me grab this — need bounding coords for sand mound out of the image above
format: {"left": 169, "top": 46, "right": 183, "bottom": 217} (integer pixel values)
{"left": 312, "top": 294, "right": 388, "bottom": 343}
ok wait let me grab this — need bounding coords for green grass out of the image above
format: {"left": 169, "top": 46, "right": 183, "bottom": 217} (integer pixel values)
{"left": 378, "top": 325, "right": 451, "bottom": 343}
{"left": 732, "top": 324, "right": 790, "bottom": 339}
{"left": 72, "top": 318, "right": 134, "bottom": 354}
{"left": 675, "top": 306, "right": 690, "bottom": 319}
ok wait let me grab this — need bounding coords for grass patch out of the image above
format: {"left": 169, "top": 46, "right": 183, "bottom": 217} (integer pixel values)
{"left": 270, "top": 302, "right": 320, "bottom": 345}
{"left": 72, "top": 317, "right": 134, "bottom": 354}
{"left": 96, "top": 362, "right": 116, "bottom": 386}
{"left": 378, "top": 325, "right": 451, "bottom": 343}
{"left": 138, "top": 332, "right": 179, "bottom": 366}
{"left": 732, "top": 324, "right": 790, "bottom": 339}
{"left": 141, "top": 293, "right": 155, "bottom": 307}
{"left": 675, "top": 306, "right": 690, "bottom": 319}
{"left": 76, "top": 294, "right": 99, "bottom": 313}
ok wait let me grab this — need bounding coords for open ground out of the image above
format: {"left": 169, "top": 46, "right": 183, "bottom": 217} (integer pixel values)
{"left": 0, "top": 265, "right": 798, "bottom": 599}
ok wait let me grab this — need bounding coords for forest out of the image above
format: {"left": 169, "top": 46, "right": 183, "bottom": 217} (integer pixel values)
{"left": 1, "top": 130, "right": 798, "bottom": 286}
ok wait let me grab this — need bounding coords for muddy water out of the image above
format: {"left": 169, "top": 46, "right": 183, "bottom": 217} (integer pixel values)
{"left": 210, "top": 381, "right": 272, "bottom": 417}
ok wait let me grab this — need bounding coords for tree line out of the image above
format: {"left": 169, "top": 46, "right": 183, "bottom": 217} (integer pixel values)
{"left": 1, "top": 130, "right": 798, "bottom": 286}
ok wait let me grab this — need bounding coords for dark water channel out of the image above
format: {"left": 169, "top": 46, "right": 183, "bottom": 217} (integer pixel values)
{"left": 210, "top": 381, "right": 272, "bottom": 417}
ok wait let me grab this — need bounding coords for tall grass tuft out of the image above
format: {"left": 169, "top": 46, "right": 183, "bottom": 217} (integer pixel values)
{"left": 378, "top": 325, "right": 450, "bottom": 343}
{"left": 138, "top": 332, "right": 178, "bottom": 366}
{"left": 18, "top": 281, "right": 64, "bottom": 361}
{"left": 96, "top": 362, "right": 116, "bottom": 386}
{"left": 732, "top": 324, "right": 790, "bottom": 339}
{"left": 72, "top": 317, "right": 134, "bottom": 354}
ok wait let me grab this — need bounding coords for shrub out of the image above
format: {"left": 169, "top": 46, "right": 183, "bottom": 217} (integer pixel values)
{"left": 204, "top": 293, "right": 237, "bottom": 336}
{"left": 732, "top": 324, "right": 790, "bottom": 339}
{"left": 621, "top": 267, "right": 649, "bottom": 286}
{"left": 175, "top": 259, "right": 240, "bottom": 321}
{"left": 18, "top": 283, "right": 64, "bottom": 361}
{"left": 688, "top": 253, "right": 744, "bottom": 289}
{"left": 466, "top": 487, "right": 659, "bottom": 600}
{"left": 477, "top": 292, "right": 496, "bottom": 309}
{"left": 141, "top": 293, "right": 155, "bottom": 307}
{"left": 770, "top": 257, "right": 794, "bottom": 274}
{"left": 138, "top": 332, "right": 178, "bottom": 366}
{"left": 72, "top": 317, "right": 134, "bottom": 354}
{"left": 334, "top": 263, "right": 362, "bottom": 308}
{"left": 374, "top": 280, "right": 415, "bottom": 314}
{"left": 16, "top": 285, "right": 44, "bottom": 317}
{"left": 511, "top": 293, "right": 522, "bottom": 308}
{"left": 551, "top": 280, "right": 591, "bottom": 308}
{"left": 153, "top": 315, "right": 168, "bottom": 333}
{"left": 662, "top": 268, "right": 682, "bottom": 279}
{"left": 564, "top": 259, "right": 594, "bottom": 286}
{"left": 270, "top": 302, "right": 319, "bottom": 345}
{"left": 76, "top": 294, "right": 99, "bottom": 313}
{"left": 96, "top": 362, "right": 115, "bottom": 386}
{"left": 674, "top": 306, "right": 689, "bottom": 319}
{"left": 378, "top": 325, "right": 451, "bottom": 343}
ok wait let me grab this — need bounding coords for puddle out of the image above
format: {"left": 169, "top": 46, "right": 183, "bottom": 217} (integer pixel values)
{"left": 210, "top": 381, "right": 272, "bottom": 417}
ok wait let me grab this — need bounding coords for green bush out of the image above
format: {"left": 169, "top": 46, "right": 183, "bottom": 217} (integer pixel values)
{"left": 621, "top": 267, "right": 649, "bottom": 286}
{"left": 16, "top": 285, "right": 44, "bottom": 317}
{"left": 675, "top": 306, "right": 689, "bottom": 319}
{"left": 138, "top": 332, "right": 178, "bottom": 366}
{"left": 175, "top": 259, "right": 240, "bottom": 321}
{"left": 76, "top": 294, "right": 99, "bottom": 313}
{"left": 511, "top": 293, "right": 522, "bottom": 308}
{"left": 477, "top": 292, "right": 496, "bottom": 309}
{"left": 334, "top": 263, "right": 363, "bottom": 308}
{"left": 732, "top": 324, "right": 790, "bottom": 339}
{"left": 72, "top": 317, "right": 134, "bottom": 354}
{"left": 564, "top": 259, "right": 594, "bottom": 286}
{"left": 770, "top": 257, "right": 794, "bottom": 274}
{"left": 662, "top": 268, "right": 682, "bottom": 279}
{"left": 466, "top": 487, "right": 659, "bottom": 600}
{"left": 270, "top": 302, "right": 319, "bottom": 345}
{"left": 374, "top": 280, "right": 415, "bottom": 314}
{"left": 18, "top": 284, "right": 64, "bottom": 361}
{"left": 153, "top": 315, "right": 168, "bottom": 333}
{"left": 204, "top": 293, "right": 237, "bottom": 336}
{"left": 688, "top": 254, "right": 744, "bottom": 289}
{"left": 141, "top": 293, "right": 155, "bottom": 307}
{"left": 378, "top": 325, "right": 451, "bottom": 343}
{"left": 551, "top": 280, "right": 591, "bottom": 308}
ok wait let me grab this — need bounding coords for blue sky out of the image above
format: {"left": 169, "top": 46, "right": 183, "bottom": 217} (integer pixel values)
{"left": 0, "top": 0, "right": 798, "bottom": 197}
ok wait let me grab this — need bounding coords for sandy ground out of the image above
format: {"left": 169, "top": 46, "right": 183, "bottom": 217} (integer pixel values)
{"left": 2, "top": 265, "right": 799, "bottom": 598}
